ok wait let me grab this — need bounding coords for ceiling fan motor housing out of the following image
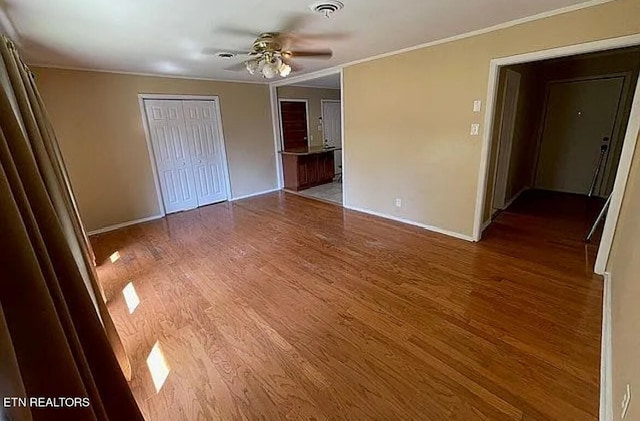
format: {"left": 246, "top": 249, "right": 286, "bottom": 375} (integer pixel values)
{"left": 252, "top": 33, "right": 283, "bottom": 53}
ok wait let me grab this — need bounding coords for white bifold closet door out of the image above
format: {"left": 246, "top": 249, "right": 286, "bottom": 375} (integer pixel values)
{"left": 144, "top": 99, "right": 229, "bottom": 214}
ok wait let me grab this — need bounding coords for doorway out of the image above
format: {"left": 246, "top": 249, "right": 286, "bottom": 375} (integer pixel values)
{"left": 478, "top": 44, "right": 640, "bottom": 273}
{"left": 273, "top": 72, "right": 344, "bottom": 205}
{"left": 141, "top": 96, "right": 232, "bottom": 214}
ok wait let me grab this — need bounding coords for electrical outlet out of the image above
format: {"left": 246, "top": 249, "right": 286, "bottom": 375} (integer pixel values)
{"left": 309, "top": 135, "right": 314, "bottom": 141}
{"left": 622, "top": 384, "right": 631, "bottom": 419}
{"left": 395, "top": 198, "right": 402, "bottom": 208}
{"left": 473, "top": 100, "right": 482, "bottom": 112}
{"left": 470, "top": 123, "right": 480, "bottom": 136}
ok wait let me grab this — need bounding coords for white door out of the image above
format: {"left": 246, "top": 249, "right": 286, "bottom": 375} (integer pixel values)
{"left": 144, "top": 100, "right": 198, "bottom": 214}
{"left": 322, "top": 100, "right": 342, "bottom": 175}
{"left": 535, "top": 77, "right": 624, "bottom": 196}
{"left": 492, "top": 69, "right": 521, "bottom": 209}
{"left": 182, "top": 100, "right": 229, "bottom": 206}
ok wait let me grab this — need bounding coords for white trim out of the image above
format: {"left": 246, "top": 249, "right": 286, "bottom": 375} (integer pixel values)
{"left": 30, "top": 63, "right": 267, "bottom": 85}
{"left": 492, "top": 69, "right": 521, "bottom": 209}
{"left": 340, "top": 69, "right": 347, "bottom": 206}
{"left": 230, "top": 188, "right": 280, "bottom": 201}
{"left": 277, "top": 98, "right": 311, "bottom": 147}
{"left": 472, "top": 34, "right": 640, "bottom": 281}
{"left": 137, "top": 96, "right": 166, "bottom": 218}
{"left": 88, "top": 214, "right": 163, "bottom": 236}
{"left": 138, "top": 94, "right": 234, "bottom": 214}
{"left": 210, "top": 98, "right": 234, "bottom": 200}
{"left": 503, "top": 186, "right": 528, "bottom": 211}
{"left": 289, "top": 84, "right": 340, "bottom": 90}
{"left": 267, "top": 0, "right": 614, "bottom": 88}
{"left": 600, "top": 272, "right": 613, "bottom": 421}
{"left": 595, "top": 73, "right": 640, "bottom": 274}
{"left": 269, "top": 86, "right": 284, "bottom": 188}
{"left": 344, "top": 205, "right": 475, "bottom": 242}
{"left": 483, "top": 186, "right": 529, "bottom": 232}
{"left": 474, "top": 61, "right": 501, "bottom": 240}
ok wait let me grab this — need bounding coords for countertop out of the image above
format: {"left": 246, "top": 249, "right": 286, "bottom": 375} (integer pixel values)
{"left": 280, "top": 146, "right": 342, "bottom": 156}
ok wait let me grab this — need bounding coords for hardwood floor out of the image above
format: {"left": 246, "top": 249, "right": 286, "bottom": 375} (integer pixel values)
{"left": 92, "top": 191, "right": 603, "bottom": 420}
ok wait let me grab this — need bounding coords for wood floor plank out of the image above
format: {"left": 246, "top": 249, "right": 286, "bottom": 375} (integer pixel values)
{"left": 92, "top": 190, "right": 603, "bottom": 420}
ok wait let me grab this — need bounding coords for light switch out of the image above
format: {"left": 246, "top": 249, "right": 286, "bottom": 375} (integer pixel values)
{"left": 473, "top": 100, "right": 482, "bottom": 112}
{"left": 470, "top": 123, "right": 480, "bottom": 136}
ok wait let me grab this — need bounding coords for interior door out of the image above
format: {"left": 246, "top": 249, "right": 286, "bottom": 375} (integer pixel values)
{"left": 182, "top": 100, "right": 229, "bottom": 206}
{"left": 280, "top": 101, "right": 308, "bottom": 150}
{"left": 322, "top": 100, "right": 342, "bottom": 175}
{"left": 535, "top": 77, "right": 624, "bottom": 196}
{"left": 492, "top": 70, "right": 521, "bottom": 209}
{"left": 144, "top": 100, "right": 198, "bottom": 214}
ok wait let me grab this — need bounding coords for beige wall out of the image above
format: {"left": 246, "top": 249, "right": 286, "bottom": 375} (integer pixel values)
{"left": 276, "top": 86, "right": 340, "bottom": 147}
{"left": 344, "top": 0, "right": 640, "bottom": 236}
{"left": 606, "top": 129, "right": 640, "bottom": 420}
{"left": 32, "top": 67, "right": 277, "bottom": 231}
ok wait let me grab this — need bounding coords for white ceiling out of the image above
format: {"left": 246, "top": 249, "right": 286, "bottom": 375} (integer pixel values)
{"left": 1, "top": 0, "right": 600, "bottom": 84}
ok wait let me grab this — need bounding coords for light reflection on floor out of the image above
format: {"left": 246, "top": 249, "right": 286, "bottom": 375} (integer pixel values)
{"left": 146, "top": 341, "right": 170, "bottom": 393}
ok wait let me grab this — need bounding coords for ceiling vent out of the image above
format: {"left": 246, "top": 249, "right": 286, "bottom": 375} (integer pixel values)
{"left": 215, "top": 52, "right": 236, "bottom": 59}
{"left": 309, "top": 1, "right": 344, "bottom": 18}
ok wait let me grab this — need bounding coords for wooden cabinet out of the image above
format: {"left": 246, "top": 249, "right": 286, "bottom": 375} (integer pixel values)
{"left": 282, "top": 151, "right": 335, "bottom": 191}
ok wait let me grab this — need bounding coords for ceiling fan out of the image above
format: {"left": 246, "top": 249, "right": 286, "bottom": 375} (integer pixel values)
{"left": 212, "top": 31, "right": 333, "bottom": 79}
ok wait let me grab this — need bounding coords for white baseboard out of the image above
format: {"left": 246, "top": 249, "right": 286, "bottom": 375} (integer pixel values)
{"left": 88, "top": 214, "right": 164, "bottom": 236}
{"left": 231, "top": 188, "right": 280, "bottom": 201}
{"left": 504, "top": 186, "right": 529, "bottom": 210}
{"left": 600, "top": 272, "right": 613, "bottom": 421}
{"left": 482, "top": 186, "right": 530, "bottom": 233}
{"left": 344, "top": 205, "right": 474, "bottom": 242}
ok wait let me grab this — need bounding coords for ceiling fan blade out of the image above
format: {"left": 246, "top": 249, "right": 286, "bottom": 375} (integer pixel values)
{"left": 279, "top": 13, "right": 309, "bottom": 33}
{"left": 223, "top": 61, "right": 250, "bottom": 72}
{"left": 288, "top": 49, "right": 333, "bottom": 59}
{"left": 280, "top": 32, "right": 349, "bottom": 43}
{"left": 202, "top": 47, "right": 252, "bottom": 56}
{"left": 216, "top": 26, "right": 260, "bottom": 39}
{"left": 283, "top": 59, "right": 303, "bottom": 72}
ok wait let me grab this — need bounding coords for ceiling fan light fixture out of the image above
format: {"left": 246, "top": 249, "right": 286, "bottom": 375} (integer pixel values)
{"left": 245, "top": 59, "right": 259, "bottom": 74}
{"left": 278, "top": 61, "right": 291, "bottom": 77}
{"left": 261, "top": 60, "right": 278, "bottom": 79}
{"left": 279, "top": 63, "right": 292, "bottom": 77}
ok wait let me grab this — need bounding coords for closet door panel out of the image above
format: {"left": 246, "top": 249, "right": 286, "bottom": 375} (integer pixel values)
{"left": 144, "top": 100, "right": 198, "bottom": 213}
{"left": 183, "top": 100, "right": 229, "bottom": 206}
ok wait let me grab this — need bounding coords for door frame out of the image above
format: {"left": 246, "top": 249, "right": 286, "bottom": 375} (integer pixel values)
{"left": 531, "top": 72, "right": 633, "bottom": 196}
{"left": 473, "top": 33, "right": 640, "bottom": 277}
{"left": 491, "top": 69, "right": 521, "bottom": 211}
{"left": 277, "top": 98, "right": 311, "bottom": 150}
{"left": 138, "top": 94, "right": 233, "bottom": 216}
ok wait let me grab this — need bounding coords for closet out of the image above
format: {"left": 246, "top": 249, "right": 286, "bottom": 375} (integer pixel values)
{"left": 143, "top": 99, "right": 230, "bottom": 214}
